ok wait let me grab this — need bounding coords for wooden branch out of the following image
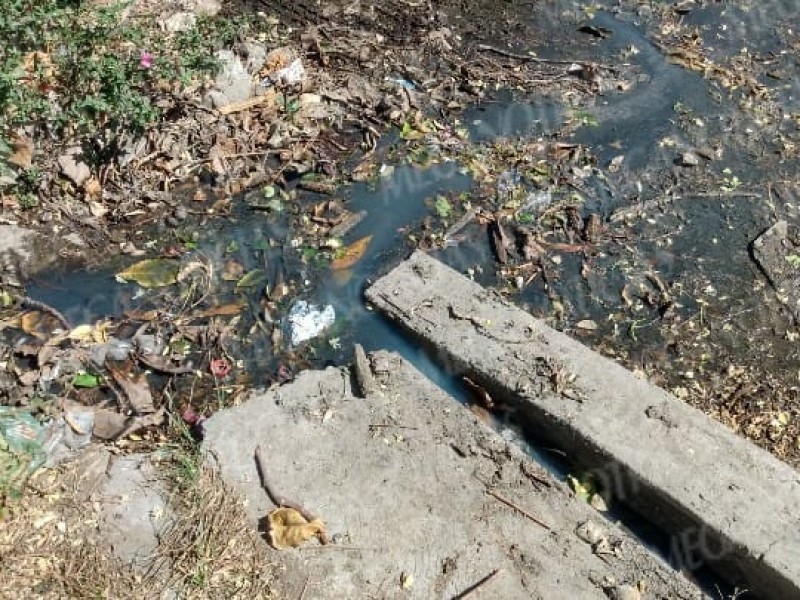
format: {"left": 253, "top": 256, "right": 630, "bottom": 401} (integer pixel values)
{"left": 476, "top": 44, "right": 609, "bottom": 69}
{"left": 486, "top": 489, "right": 551, "bottom": 530}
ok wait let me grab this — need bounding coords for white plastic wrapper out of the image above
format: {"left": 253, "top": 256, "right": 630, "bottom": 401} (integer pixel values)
{"left": 287, "top": 300, "right": 335, "bottom": 346}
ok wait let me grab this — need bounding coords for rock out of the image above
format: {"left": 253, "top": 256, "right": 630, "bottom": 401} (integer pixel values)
{"left": 162, "top": 11, "right": 196, "bottom": 33}
{"left": 191, "top": 0, "right": 221, "bottom": 15}
{"left": 607, "top": 584, "right": 641, "bottom": 600}
{"left": 58, "top": 147, "right": 92, "bottom": 186}
{"left": 352, "top": 343, "right": 376, "bottom": 397}
{"left": 99, "top": 454, "right": 169, "bottom": 570}
{"left": 201, "top": 359, "right": 702, "bottom": 599}
{"left": 240, "top": 41, "right": 268, "bottom": 74}
{"left": 678, "top": 152, "right": 699, "bottom": 167}
{"left": 576, "top": 519, "right": 606, "bottom": 545}
{"left": 752, "top": 220, "right": 800, "bottom": 323}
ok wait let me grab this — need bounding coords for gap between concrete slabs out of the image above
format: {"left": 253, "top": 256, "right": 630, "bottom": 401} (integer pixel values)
{"left": 365, "top": 250, "right": 800, "bottom": 599}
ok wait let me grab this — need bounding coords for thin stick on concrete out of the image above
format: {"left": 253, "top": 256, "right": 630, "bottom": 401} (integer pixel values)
{"left": 297, "top": 576, "right": 310, "bottom": 600}
{"left": 452, "top": 568, "right": 503, "bottom": 599}
{"left": 486, "top": 489, "right": 551, "bottom": 531}
{"left": 254, "top": 445, "right": 329, "bottom": 544}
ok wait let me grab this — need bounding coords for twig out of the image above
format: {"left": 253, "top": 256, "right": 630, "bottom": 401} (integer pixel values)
{"left": 452, "top": 568, "right": 503, "bottom": 599}
{"left": 17, "top": 296, "right": 72, "bottom": 331}
{"left": 298, "top": 576, "right": 310, "bottom": 600}
{"left": 444, "top": 206, "right": 481, "bottom": 243}
{"left": 254, "top": 445, "right": 329, "bottom": 544}
{"left": 486, "top": 489, "right": 551, "bottom": 530}
{"left": 477, "top": 44, "right": 610, "bottom": 69}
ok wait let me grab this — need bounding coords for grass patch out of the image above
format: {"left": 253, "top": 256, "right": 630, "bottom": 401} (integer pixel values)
{"left": 0, "top": 0, "right": 252, "bottom": 138}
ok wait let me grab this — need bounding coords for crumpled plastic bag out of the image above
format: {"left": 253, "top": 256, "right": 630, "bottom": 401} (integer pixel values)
{"left": 287, "top": 300, "right": 335, "bottom": 346}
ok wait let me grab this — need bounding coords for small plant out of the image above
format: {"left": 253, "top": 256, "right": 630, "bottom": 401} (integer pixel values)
{"left": 0, "top": 1, "right": 255, "bottom": 139}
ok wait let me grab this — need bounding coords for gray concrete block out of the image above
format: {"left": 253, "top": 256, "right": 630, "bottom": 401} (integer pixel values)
{"left": 202, "top": 356, "right": 703, "bottom": 599}
{"left": 366, "top": 250, "right": 800, "bottom": 598}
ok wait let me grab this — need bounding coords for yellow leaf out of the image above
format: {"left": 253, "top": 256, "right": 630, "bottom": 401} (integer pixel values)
{"left": 68, "top": 324, "right": 94, "bottom": 342}
{"left": 267, "top": 507, "right": 325, "bottom": 550}
{"left": 116, "top": 259, "right": 180, "bottom": 288}
{"left": 331, "top": 235, "right": 372, "bottom": 271}
{"left": 19, "top": 311, "right": 50, "bottom": 338}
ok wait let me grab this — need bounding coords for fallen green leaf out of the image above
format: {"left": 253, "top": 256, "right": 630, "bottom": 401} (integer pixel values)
{"left": 73, "top": 372, "right": 100, "bottom": 388}
{"left": 116, "top": 259, "right": 180, "bottom": 288}
{"left": 236, "top": 269, "right": 266, "bottom": 288}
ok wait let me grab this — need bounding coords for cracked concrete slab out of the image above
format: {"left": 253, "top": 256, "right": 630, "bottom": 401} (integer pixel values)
{"left": 365, "top": 250, "right": 800, "bottom": 599}
{"left": 201, "top": 353, "right": 703, "bottom": 599}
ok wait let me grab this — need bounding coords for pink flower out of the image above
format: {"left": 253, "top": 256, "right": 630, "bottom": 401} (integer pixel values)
{"left": 139, "top": 51, "right": 153, "bottom": 69}
{"left": 209, "top": 358, "right": 231, "bottom": 379}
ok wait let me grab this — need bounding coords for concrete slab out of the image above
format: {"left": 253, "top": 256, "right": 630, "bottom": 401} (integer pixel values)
{"left": 202, "top": 353, "right": 702, "bottom": 599}
{"left": 99, "top": 454, "right": 169, "bottom": 570}
{"left": 365, "top": 250, "right": 800, "bottom": 598}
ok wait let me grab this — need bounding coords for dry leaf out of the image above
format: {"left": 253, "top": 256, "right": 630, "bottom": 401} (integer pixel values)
{"left": 7, "top": 133, "right": 34, "bottom": 169}
{"left": 191, "top": 303, "right": 245, "bottom": 318}
{"left": 107, "top": 363, "right": 156, "bottom": 414}
{"left": 267, "top": 507, "right": 326, "bottom": 549}
{"left": 331, "top": 235, "right": 372, "bottom": 271}
{"left": 68, "top": 324, "right": 95, "bottom": 342}
{"left": 84, "top": 177, "right": 102, "bottom": 199}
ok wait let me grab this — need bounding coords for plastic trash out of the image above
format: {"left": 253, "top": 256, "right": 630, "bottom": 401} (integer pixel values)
{"left": 0, "top": 407, "right": 47, "bottom": 498}
{"left": 287, "top": 300, "right": 335, "bottom": 346}
{"left": 262, "top": 57, "right": 305, "bottom": 88}
{"left": 386, "top": 76, "right": 416, "bottom": 90}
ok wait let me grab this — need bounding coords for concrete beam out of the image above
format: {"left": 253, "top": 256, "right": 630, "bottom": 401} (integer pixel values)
{"left": 366, "top": 251, "right": 800, "bottom": 598}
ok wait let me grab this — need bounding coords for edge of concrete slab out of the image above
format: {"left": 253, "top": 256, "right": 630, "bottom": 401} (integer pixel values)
{"left": 365, "top": 250, "right": 800, "bottom": 599}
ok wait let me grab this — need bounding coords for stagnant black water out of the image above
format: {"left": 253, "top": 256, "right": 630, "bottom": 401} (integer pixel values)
{"left": 25, "top": 5, "right": 800, "bottom": 596}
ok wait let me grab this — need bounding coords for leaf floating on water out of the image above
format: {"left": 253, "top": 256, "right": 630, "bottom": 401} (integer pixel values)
{"left": 434, "top": 195, "right": 452, "bottom": 218}
{"left": 331, "top": 235, "right": 372, "bottom": 271}
{"left": 267, "top": 507, "right": 326, "bottom": 549}
{"left": 236, "top": 268, "right": 266, "bottom": 288}
{"left": 116, "top": 259, "right": 180, "bottom": 288}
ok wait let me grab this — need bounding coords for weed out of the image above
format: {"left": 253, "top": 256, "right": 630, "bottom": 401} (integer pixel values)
{"left": 0, "top": 1, "right": 255, "bottom": 138}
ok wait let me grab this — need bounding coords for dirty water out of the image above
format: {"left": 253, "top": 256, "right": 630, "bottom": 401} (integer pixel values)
{"left": 19, "top": 3, "right": 797, "bottom": 595}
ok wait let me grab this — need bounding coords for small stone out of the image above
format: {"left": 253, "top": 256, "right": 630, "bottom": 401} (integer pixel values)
{"left": 575, "top": 519, "right": 606, "bottom": 544}
{"left": 58, "top": 147, "right": 91, "bottom": 187}
{"left": 173, "top": 206, "right": 188, "bottom": 221}
{"left": 608, "top": 584, "right": 641, "bottom": 600}
{"left": 353, "top": 343, "right": 376, "bottom": 398}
